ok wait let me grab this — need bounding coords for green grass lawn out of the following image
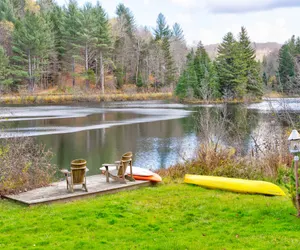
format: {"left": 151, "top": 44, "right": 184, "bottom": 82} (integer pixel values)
{"left": 1, "top": 184, "right": 300, "bottom": 250}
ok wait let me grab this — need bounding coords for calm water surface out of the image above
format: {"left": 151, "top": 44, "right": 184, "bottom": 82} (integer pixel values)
{"left": 1, "top": 99, "right": 299, "bottom": 175}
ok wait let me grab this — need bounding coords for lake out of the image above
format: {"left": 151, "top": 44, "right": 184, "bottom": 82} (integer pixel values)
{"left": 0, "top": 98, "right": 299, "bottom": 175}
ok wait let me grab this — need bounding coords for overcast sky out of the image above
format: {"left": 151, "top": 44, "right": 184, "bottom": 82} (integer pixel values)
{"left": 55, "top": 0, "right": 300, "bottom": 45}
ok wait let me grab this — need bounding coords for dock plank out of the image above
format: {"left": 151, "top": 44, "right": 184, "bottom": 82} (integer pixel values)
{"left": 4, "top": 175, "right": 151, "bottom": 206}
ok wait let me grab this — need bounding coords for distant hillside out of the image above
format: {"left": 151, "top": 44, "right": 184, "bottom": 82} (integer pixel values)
{"left": 204, "top": 42, "right": 282, "bottom": 61}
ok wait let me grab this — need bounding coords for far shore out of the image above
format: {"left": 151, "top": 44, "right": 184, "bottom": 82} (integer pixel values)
{"left": 0, "top": 90, "right": 297, "bottom": 105}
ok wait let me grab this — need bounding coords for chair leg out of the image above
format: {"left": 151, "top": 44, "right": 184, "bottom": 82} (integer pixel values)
{"left": 83, "top": 178, "right": 88, "bottom": 192}
{"left": 120, "top": 171, "right": 127, "bottom": 184}
{"left": 65, "top": 175, "right": 69, "bottom": 190}
{"left": 125, "top": 175, "right": 135, "bottom": 182}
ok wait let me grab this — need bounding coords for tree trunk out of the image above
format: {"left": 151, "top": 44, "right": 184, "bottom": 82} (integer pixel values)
{"left": 28, "top": 50, "right": 33, "bottom": 92}
{"left": 136, "top": 40, "right": 140, "bottom": 85}
{"left": 99, "top": 50, "right": 104, "bottom": 95}
{"left": 72, "top": 57, "right": 75, "bottom": 87}
{"left": 85, "top": 44, "right": 89, "bottom": 89}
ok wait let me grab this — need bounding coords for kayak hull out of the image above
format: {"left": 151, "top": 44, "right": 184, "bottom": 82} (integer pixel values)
{"left": 184, "top": 174, "right": 285, "bottom": 196}
{"left": 132, "top": 173, "right": 162, "bottom": 183}
{"left": 100, "top": 166, "right": 162, "bottom": 182}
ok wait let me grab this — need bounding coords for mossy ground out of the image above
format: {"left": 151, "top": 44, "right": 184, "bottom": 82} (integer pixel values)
{"left": 1, "top": 184, "right": 299, "bottom": 249}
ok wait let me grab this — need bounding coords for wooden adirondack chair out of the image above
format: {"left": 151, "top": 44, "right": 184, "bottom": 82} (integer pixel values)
{"left": 102, "top": 152, "right": 135, "bottom": 184}
{"left": 61, "top": 166, "right": 89, "bottom": 192}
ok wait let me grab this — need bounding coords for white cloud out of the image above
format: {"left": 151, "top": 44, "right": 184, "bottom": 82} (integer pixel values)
{"left": 207, "top": 0, "right": 300, "bottom": 13}
{"left": 247, "top": 18, "right": 290, "bottom": 43}
{"left": 144, "top": 0, "right": 150, "bottom": 5}
{"left": 176, "top": 13, "right": 193, "bottom": 24}
{"left": 170, "top": 0, "right": 198, "bottom": 8}
{"left": 170, "top": 0, "right": 300, "bottom": 13}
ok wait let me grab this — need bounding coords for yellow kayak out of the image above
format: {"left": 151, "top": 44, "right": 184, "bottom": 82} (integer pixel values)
{"left": 184, "top": 174, "right": 285, "bottom": 196}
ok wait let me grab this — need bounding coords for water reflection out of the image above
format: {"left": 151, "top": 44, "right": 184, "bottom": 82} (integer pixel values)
{"left": 0, "top": 100, "right": 299, "bottom": 174}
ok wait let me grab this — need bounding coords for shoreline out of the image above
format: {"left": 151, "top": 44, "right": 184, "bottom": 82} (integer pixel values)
{"left": 0, "top": 92, "right": 173, "bottom": 105}
{"left": 1, "top": 92, "right": 297, "bottom": 105}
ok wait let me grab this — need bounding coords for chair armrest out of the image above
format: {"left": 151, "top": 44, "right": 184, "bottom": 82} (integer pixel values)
{"left": 60, "top": 169, "right": 70, "bottom": 176}
{"left": 102, "top": 163, "right": 118, "bottom": 167}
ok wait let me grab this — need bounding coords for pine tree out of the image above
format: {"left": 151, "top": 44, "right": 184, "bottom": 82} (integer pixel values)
{"left": 278, "top": 44, "right": 295, "bottom": 91}
{"left": 48, "top": 4, "right": 65, "bottom": 74}
{"left": 81, "top": 3, "right": 97, "bottom": 89}
{"left": 154, "top": 13, "right": 175, "bottom": 88}
{"left": 172, "top": 23, "right": 184, "bottom": 42}
{"left": 92, "top": 1, "right": 111, "bottom": 93}
{"left": 194, "top": 42, "right": 210, "bottom": 80}
{"left": 175, "top": 71, "right": 187, "bottom": 99}
{"left": 63, "top": 0, "right": 83, "bottom": 87}
{"left": 12, "top": 7, "right": 54, "bottom": 91}
{"left": 114, "top": 3, "right": 136, "bottom": 88}
{"left": 0, "top": 0, "right": 16, "bottom": 55}
{"left": 238, "top": 27, "right": 262, "bottom": 97}
{"left": 154, "top": 13, "right": 170, "bottom": 41}
{"left": 262, "top": 72, "right": 268, "bottom": 86}
{"left": 0, "top": 0, "right": 16, "bottom": 23}
{"left": 193, "top": 42, "right": 219, "bottom": 99}
{"left": 216, "top": 32, "right": 237, "bottom": 98}
{"left": 116, "top": 3, "right": 135, "bottom": 39}
{"left": 175, "top": 51, "right": 196, "bottom": 99}
{"left": 0, "top": 45, "right": 13, "bottom": 89}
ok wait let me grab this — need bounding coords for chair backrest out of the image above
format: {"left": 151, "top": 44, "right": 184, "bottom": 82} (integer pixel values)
{"left": 71, "top": 167, "right": 86, "bottom": 184}
{"left": 117, "top": 152, "right": 132, "bottom": 176}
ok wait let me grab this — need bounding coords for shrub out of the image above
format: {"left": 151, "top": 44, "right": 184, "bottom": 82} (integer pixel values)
{"left": 157, "top": 132, "right": 292, "bottom": 183}
{"left": 0, "top": 137, "right": 58, "bottom": 196}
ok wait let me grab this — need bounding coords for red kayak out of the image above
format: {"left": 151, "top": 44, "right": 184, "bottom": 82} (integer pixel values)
{"left": 100, "top": 166, "right": 162, "bottom": 182}
{"left": 132, "top": 173, "right": 162, "bottom": 183}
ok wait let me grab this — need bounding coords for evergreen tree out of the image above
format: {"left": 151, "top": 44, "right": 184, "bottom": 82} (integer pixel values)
{"left": 91, "top": 1, "right": 111, "bottom": 93}
{"left": 193, "top": 42, "right": 219, "bottom": 99}
{"left": 154, "top": 13, "right": 170, "bottom": 41}
{"left": 154, "top": 13, "right": 175, "bottom": 88}
{"left": 0, "top": 0, "right": 16, "bottom": 56}
{"left": 162, "top": 37, "right": 176, "bottom": 87}
{"left": 0, "top": 0, "right": 16, "bottom": 23}
{"left": 63, "top": 0, "right": 83, "bottom": 87}
{"left": 48, "top": 4, "right": 65, "bottom": 74}
{"left": 172, "top": 23, "right": 184, "bottom": 42}
{"left": 175, "top": 71, "right": 187, "bottom": 99}
{"left": 114, "top": 3, "right": 136, "bottom": 88}
{"left": 278, "top": 44, "right": 295, "bottom": 91}
{"left": 81, "top": 2, "right": 97, "bottom": 89}
{"left": 12, "top": 7, "right": 54, "bottom": 91}
{"left": 237, "top": 27, "right": 262, "bottom": 97}
{"left": 216, "top": 32, "right": 238, "bottom": 98}
{"left": 262, "top": 72, "right": 268, "bottom": 86}
{"left": 175, "top": 51, "right": 197, "bottom": 99}
{"left": 194, "top": 41, "right": 210, "bottom": 87}
{"left": 116, "top": 3, "right": 135, "bottom": 39}
{"left": 0, "top": 45, "right": 13, "bottom": 88}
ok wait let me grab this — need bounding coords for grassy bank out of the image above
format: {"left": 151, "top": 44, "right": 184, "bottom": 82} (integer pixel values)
{"left": 0, "top": 92, "right": 172, "bottom": 105}
{"left": 1, "top": 183, "right": 299, "bottom": 249}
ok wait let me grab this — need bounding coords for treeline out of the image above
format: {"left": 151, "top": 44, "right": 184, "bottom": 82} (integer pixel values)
{"left": 1, "top": 0, "right": 299, "bottom": 99}
{"left": 258, "top": 36, "right": 300, "bottom": 96}
{"left": 176, "top": 27, "right": 263, "bottom": 100}
{"left": 0, "top": 0, "right": 187, "bottom": 93}
{"left": 277, "top": 36, "right": 300, "bottom": 94}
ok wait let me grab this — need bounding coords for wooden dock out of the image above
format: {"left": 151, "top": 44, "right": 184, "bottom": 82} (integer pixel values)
{"left": 4, "top": 175, "right": 151, "bottom": 206}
